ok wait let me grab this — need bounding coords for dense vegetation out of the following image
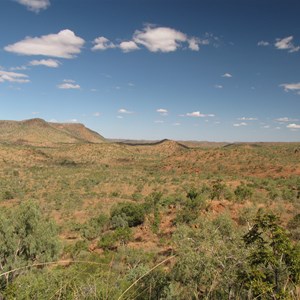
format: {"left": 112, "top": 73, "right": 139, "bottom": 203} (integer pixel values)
{"left": 0, "top": 141, "right": 299, "bottom": 299}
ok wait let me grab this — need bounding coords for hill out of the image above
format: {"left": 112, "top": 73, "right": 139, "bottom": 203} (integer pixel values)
{"left": 0, "top": 118, "right": 105, "bottom": 146}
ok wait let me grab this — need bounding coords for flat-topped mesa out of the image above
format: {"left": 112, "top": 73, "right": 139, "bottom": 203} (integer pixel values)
{"left": 0, "top": 118, "right": 105, "bottom": 146}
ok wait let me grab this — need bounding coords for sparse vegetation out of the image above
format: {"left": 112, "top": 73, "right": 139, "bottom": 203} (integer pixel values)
{"left": 0, "top": 129, "right": 299, "bottom": 298}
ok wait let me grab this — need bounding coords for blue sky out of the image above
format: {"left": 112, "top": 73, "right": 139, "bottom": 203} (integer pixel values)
{"left": 0, "top": 0, "right": 300, "bottom": 141}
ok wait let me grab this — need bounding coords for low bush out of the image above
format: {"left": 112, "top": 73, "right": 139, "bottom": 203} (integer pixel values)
{"left": 110, "top": 202, "right": 145, "bottom": 227}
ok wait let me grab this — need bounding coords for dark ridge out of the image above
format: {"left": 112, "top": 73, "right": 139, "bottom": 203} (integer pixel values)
{"left": 115, "top": 138, "right": 190, "bottom": 149}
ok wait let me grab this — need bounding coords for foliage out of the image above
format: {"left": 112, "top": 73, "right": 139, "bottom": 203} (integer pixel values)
{"left": 287, "top": 214, "right": 300, "bottom": 241}
{"left": 81, "top": 213, "right": 109, "bottom": 240}
{"left": 110, "top": 202, "right": 145, "bottom": 227}
{"left": 175, "top": 188, "right": 208, "bottom": 224}
{"left": 171, "top": 214, "right": 246, "bottom": 299}
{"left": 234, "top": 183, "right": 253, "bottom": 202}
{"left": 0, "top": 201, "right": 61, "bottom": 291}
{"left": 240, "top": 212, "right": 300, "bottom": 299}
{"left": 210, "top": 179, "right": 227, "bottom": 200}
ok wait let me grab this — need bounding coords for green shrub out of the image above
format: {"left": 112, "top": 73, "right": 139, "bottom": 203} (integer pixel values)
{"left": 81, "top": 213, "right": 109, "bottom": 240}
{"left": 110, "top": 202, "right": 145, "bottom": 227}
{"left": 0, "top": 201, "right": 61, "bottom": 290}
{"left": 210, "top": 179, "right": 227, "bottom": 200}
{"left": 234, "top": 184, "right": 253, "bottom": 202}
{"left": 114, "top": 227, "right": 133, "bottom": 244}
{"left": 98, "top": 232, "right": 117, "bottom": 250}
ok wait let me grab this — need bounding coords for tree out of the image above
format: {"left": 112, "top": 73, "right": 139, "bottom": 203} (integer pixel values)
{"left": 0, "top": 201, "right": 61, "bottom": 291}
{"left": 241, "top": 212, "right": 300, "bottom": 299}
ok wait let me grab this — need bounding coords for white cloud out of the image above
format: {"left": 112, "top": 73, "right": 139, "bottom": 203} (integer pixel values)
{"left": 287, "top": 123, "right": 300, "bottom": 129}
{"left": 280, "top": 82, "right": 300, "bottom": 93}
{"left": 5, "top": 29, "right": 85, "bottom": 58}
{"left": 117, "top": 116, "right": 123, "bottom": 119}
{"left": 119, "top": 41, "right": 139, "bottom": 52}
{"left": 222, "top": 73, "right": 232, "bottom": 78}
{"left": 93, "top": 112, "right": 101, "bottom": 117}
{"left": 92, "top": 26, "right": 212, "bottom": 53}
{"left": 238, "top": 117, "right": 257, "bottom": 121}
{"left": 257, "top": 40, "right": 269, "bottom": 46}
{"left": 188, "top": 37, "right": 200, "bottom": 51}
{"left": 275, "top": 117, "right": 299, "bottom": 122}
{"left": 262, "top": 125, "right": 270, "bottom": 129}
{"left": 29, "top": 59, "right": 60, "bottom": 68}
{"left": 157, "top": 108, "right": 168, "bottom": 116}
{"left": 118, "top": 108, "right": 133, "bottom": 114}
{"left": 10, "top": 65, "right": 28, "bottom": 71}
{"left": 128, "top": 82, "right": 135, "bottom": 87}
{"left": 186, "top": 111, "right": 215, "bottom": 118}
{"left": 275, "top": 36, "right": 300, "bottom": 53}
{"left": 154, "top": 120, "right": 164, "bottom": 124}
{"left": 15, "top": 0, "right": 50, "bottom": 13}
{"left": 172, "top": 122, "right": 181, "bottom": 126}
{"left": 133, "top": 26, "right": 187, "bottom": 52}
{"left": 0, "top": 70, "right": 30, "bottom": 83}
{"left": 32, "top": 111, "right": 39, "bottom": 115}
{"left": 92, "top": 36, "right": 116, "bottom": 51}
{"left": 214, "top": 84, "right": 223, "bottom": 89}
{"left": 57, "top": 80, "right": 80, "bottom": 89}
{"left": 233, "top": 122, "right": 247, "bottom": 127}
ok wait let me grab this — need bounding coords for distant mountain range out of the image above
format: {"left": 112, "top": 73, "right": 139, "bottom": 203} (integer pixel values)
{"left": 0, "top": 118, "right": 105, "bottom": 146}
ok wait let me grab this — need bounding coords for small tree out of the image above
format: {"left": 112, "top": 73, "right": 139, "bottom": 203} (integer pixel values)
{"left": 241, "top": 212, "right": 300, "bottom": 299}
{"left": 0, "top": 201, "right": 61, "bottom": 291}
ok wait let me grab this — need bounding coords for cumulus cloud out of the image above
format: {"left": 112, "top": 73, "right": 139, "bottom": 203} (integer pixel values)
{"left": 214, "top": 84, "right": 223, "bottom": 89}
{"left": 29, "top": 59, "right": 60, "bottom": 68}
{"left": 57, "top": 79, "right": 80, "bottom": 89}
{"left": 119, "top": 41, "right": 139, "bottom": 52}
{"left": 257, "top": 40, "right": 269, "bottom": 46}
{"left": 222, "top": 73, "right": 232, "bottom": 78}
{"left": 186, "top": 111, "right": 215, "bottom": 118}
{"left": 233, "top": 122, "right": 247, "bottom": 127}
{"left": 118, "top": 108, "right": 133, "bottom": 114}
{"left": 0, "top": 70, "right": 30, "bottom": 83}
{"left": 133, "top": 26, "right": 187, "bottom": 52}
{"left": 280, "top": 82, "right": 300, "bottom": 94}
{"left": 92, "top": 26, "right": 213, "bottom": 53}
{"left": 157, "top": 108, "right": 168, "bottom": 116}
{"left": 275, "top": 36, "right": 300, "bottom": 53}
{"left": 238, "top": 117, "right": 257, "bottom": 121}
{"left": 15, "top": 0, "right": 50, "bottom": 13}
{"left": 5, "top": 29, "right": 85, "bottom": 58}
{"left": 287, "top": 123, "right": 300, "bottom": 129}
{"left": 92, "top": 36, "right": 116, "bottom": 51}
